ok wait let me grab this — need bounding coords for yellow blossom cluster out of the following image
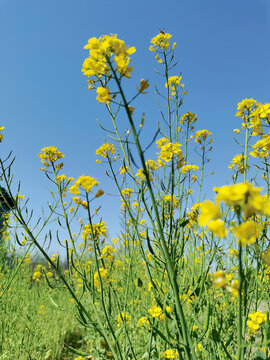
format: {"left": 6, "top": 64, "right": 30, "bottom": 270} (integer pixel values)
{"left": 228, "top": 154, "right": 247, "bottom": 173}
{"left": 181, "top": 164, "right": 199, "bottom": 174}
{"left": 195, "top": 130, "right": 212, "bottom": 144}
{"left": 161, "top": 349, "right": 179, "bottom": 359}
{"left": 96, "top": 87, "right": 111, "bottom": 104}
{"left": 38, "top": 146, "right": 64, "bottom": 167}
{"left": 94, "top": 267, "right": 109, "bottom": 287}
{"left": 165, "top": 75, "right": 182, "bottom": 96}
{"left": 95, "top": 142, "right": 116, "bottom": 158}
{"left": 149, "top": 32, "right": 174, "bottom": 52}
{"left": 119, "top": 165, "right": 129, "bottom": 175}
{"left": 82, "top": 34, "right": 136, "bottom": 80}
{"left": 99, "top": 245, "right": 116, "bottom": 261}
{"left": 158, "top": 141, "right": 183, "bottom": 163}
{"left": 233, "top": 220, "right": 263, "bottom": 246}
{"left": 186, "top": 203, "right": 200, "bottom": 228}
{"left": 199, "top": 201, "right": 227, "bottom": 238}
{"left": 215, "top": 182, "right": 270, "bottom": 218}
{"left": 162, "top": 194, "right": 179, "bottom": 208}
{"left": 69, "top": 175, "right": 99, "bottom": 197}
{"left": 0, "top": 126, "right": 5, "bottom": 142}
{"left": 235, "top": 100, "right": 270, "bottom": 136}
{"left": 82, "top": 34, "right": 136, "bottom": 104}
{"left": 145, "top": 159, "right": 161, "bottom": 171}
{"left": 147, "top": 305, "right": 165, "bottom": 320}
{"left": 250, "top": 132, "right": 270, "bottom": 158}
{"left": 236, "top": 98, "right": 261, "bottom": 118}
{"left": 213, "top": 271, "right": 239, "bottom": 299}
{"left": 82, "top": 221, "right": 107, "bottom": 242}
{"left": 137, "top": 316, "right": 150, "bottom": 328}
{"left": 247, "top": 312, "right": 267, "bottom": 335}
{"left": 116, "top": 312, "right": 131, "bottom": 327}
{"left": 121, "top": 188, "right": 133, "bottom": 199}
{"left": 180, "top": 112, "right": 198, "bottom": 125}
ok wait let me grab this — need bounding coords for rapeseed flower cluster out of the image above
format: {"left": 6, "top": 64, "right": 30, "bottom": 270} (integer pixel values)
{"left": 95, "top": 142, "right": 116, "bottom": 159}
{"left": 82, "top": 221, "right": 107, "bottom": 242}
{"left": 116, "top": 312, "right": 131, "bottom": 327}
{"left": 250, "top": 133, "right": 270, "bottom": 158}
{"left": 228, "top": 154, "right": 248, "bottom": 174}
{"left": 158, "top": 141, "right": 183, "bottom": 163}
{"left": 69, "top": 175, "right": 99, "bottom": 195}
{"left": 181, "top": 164, "right": 199, "bottom": 174}
{"left": 165, "top": 75, "right": 182, "bottom": 96}
{"left": 247, "top": 312, "right": 267, "bottom": 335}
{"left": 0, "top": 126, "right": 4, "bottom": 142}
{"left": 195, "top": 130, "right": 212, "bottom": 144}
{"left": 199, "top": 201, "right": 227, "bottom": 238}
{"left": 180, "top": 112, "right": 198, "bottom": 125}
{"left": 38, "top": 146, "right": 64, "bottom": 167}
{"left": 233, "top": 220, "right": 263, "bottom": 246}
{"left": 215, "top": 182, "right": 270, "bottom": 218}
{"left": 82, "top": 34, "right": 136, "bottom": 103}
{"left": 161, "top": 349, "right": 179, "bottom": 359}
{"left": 149, "top": 32, "right": 175, "bottom": 52}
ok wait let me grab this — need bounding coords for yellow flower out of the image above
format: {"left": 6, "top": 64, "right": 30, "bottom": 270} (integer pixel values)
{"left": 198, "top": 200, "right": 221, "bottom": 226}
{"left": 38, "top": 146, "right": 64, "bottom": 166}
{"left": 74, "top": 175, "right": 99, "bottom": 193}
{"left": 207, "top": 219, "right": 227, "bottom": 238}
{"left": 236, "top": 98, "right": 261, "bottom": 118}
{"left": 156, "top": 137, "right": 169, "bottom": 148}
{"left": 96, "top": 87, "right": 111, "bottom": 104}
{"left": 94, "top": 267, "right": 108, "bottom": 287}
{"left": 145, "top": 159, "right": 160, "bottom": 170}
{"left": 213, "top": 270, "right": 227, "bottom": 288}
{"left": 228, "top": 154, "right": 248, "bottom": 174}
{"left": 215, "top": 182, "right": 270, "bottom": 218}
{"left": 121, "top": 188, "right": 133, "bottom": 199}
{"left": 161, "top": 349, "right": 179, "bottom": 359}
{"left": 116, "top": 312, "right": 131, "bottom": 327}
{"left": 195, "top": 130, "right": 212, "bottom": 144}
{"left": 148, "top": 305, "right": 164, "bottom": 320}
{"left": 96, "top": 142, "right": 115, "bottom": 158}
{"left": 181, "top": 164, "right": 199, "bottom": 174}
{"left": 0, "top": 126, "right": 4, "bottom": 142}
{"left": 33, "top": 271, "right": 42, "bottom": 282}
{"left": 162, "top": 194, "right": 179, "bottom": 209}
{"left": 119, "top": 165, "right": 129, "bottom": 174}
{"left": 247, "top": 312, "right": 267, "bottom": 334}
{"left": 158, "top": 142, "right": 182, "bottom": 162}
{"left": 227, "top": 279, "right": 239, "bottom": 298}
{"left": 82, "top": 34, "right": 135, "bottom": 80}
{"left": 100, "top": 245, "right": 116, "bottom": 261}
{"left": 250, "top": 132, "right": 270, "bottom": 158}
{"left": 150, "top": 32, "right": 172, "bottom": 51}
{"left": 180, "top": 112, "right": 198, "bottom": 125}
{"left": 82, "top": 221, "right": 107, "bottom": 241}
{"left": 137, "top": 316, "right": 150, "bottom": 328}
{"left": 165, "top": 76, "right": 182, "bottom": 95}
{"left": 233, "top": 220, "right": 263, "bottom": 246}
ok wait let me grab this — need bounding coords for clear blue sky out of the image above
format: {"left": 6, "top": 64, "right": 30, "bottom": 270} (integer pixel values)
{"left": 0, "top": 0, "right": 269, "bottom": 255}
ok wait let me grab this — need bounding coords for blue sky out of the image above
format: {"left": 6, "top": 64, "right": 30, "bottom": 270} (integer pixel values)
{"left": 0, "top": 0, "right": 269, "bottom": 256}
